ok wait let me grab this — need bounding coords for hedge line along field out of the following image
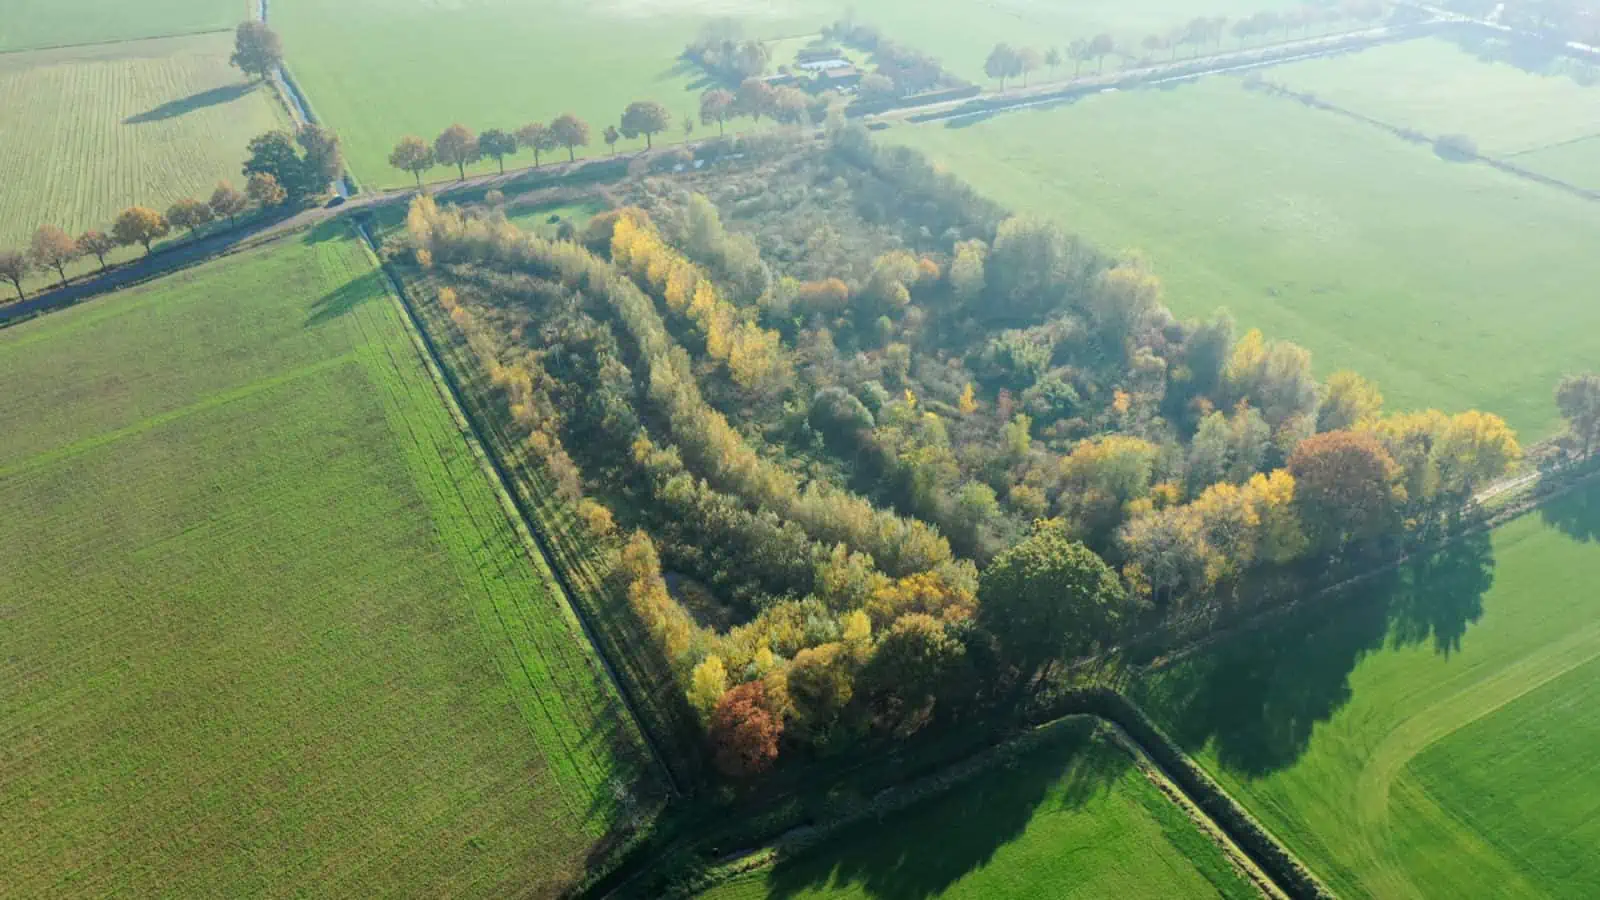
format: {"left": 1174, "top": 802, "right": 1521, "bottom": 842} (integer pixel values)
{"left": 1134, "top": 480, "right": 1600, "bottom": 899}
{"left": 698, "top": 719, "right": 1260, "bottom": 900}
{"left": 270, "top": 0, "right": 1296, "bottom": 189}
{"left": 0, "top": 225, "right": 654, "bottom": 897}
{"left": 0, "top": 0, "right": 246, "bottom": 52}
{"left": 885, "top": 77, "right": 1600, "bottom": 438}
{"left": 0, "top": 32, "right": 285, "bottom": 277}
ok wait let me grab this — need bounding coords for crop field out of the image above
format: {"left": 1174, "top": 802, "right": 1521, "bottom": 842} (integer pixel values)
{"left": 0, "top": 32, "right": 286, "bottom": 280}
{"left": 698, "top": 720, "right": 1260, "bottom": 900}
{"left": 884, "top": 77, "right": 1600, "bottom": 437}
{"left": 270, "top": 0, "right": 1297, "bottom": 188}
{"left": 0, "top": 0, "right": 246, "bottom": 52}
{"left": 1135, "top": 479, "right": 1600, "bottom": 899}
{"left": 1269, "top": 36, "right": 1600, "bottom": 157}
{"left": 0, "top": 227, "right": 652, "bottom": 897}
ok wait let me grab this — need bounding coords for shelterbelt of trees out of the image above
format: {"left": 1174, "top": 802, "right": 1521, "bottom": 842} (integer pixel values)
{"left": 396, "top": 123, "right": 1592, "bottom": 782}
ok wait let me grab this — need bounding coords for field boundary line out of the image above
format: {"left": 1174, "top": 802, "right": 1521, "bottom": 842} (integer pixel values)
{"left": 0, "top": 28, "right": 234, "bottom": 58}
{"left": 350, "top": 220, "right": 678, "bottom": 798}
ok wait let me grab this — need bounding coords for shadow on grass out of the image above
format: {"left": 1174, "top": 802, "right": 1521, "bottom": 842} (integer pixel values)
{"left": 1541, "top": 476, "right": 1600, "bottom": 543}
{"left": 754, "top": 722, "right": 1125, "bottom": 900}
{"left": 305, "top": 271, "right": 380, "bottom": 327}
{"left": 1137, "top": 530, "right": 1495, "bottom": 778}
{"left": 124, "top": 82, "right": 255, "bottom": 124}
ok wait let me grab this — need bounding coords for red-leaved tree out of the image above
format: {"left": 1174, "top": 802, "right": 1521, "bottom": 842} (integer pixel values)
{"left": 709, "top": 681, "right": 781, "bottom": 778}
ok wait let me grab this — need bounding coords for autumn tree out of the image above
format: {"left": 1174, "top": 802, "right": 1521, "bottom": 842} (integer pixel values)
{"left": 620, "top": 101, "right": 672, "bottom": 149}
{"left": 734, "top": 78, "right": 775, "bottom": 122}
{"left": 477, "top": 128, "right": 517, "bottom": 174}
{"left": 770, "top": 86, "right": 811, "bottom": 125}
{"left": 434, "top": 124, "right": 479, "bottom": 180}
{"left": 516, "top": 122, "right": 557, "bottom": 167}
{"left": 388, "top": 135, "right": 435, "bottom": 186}
{"left": 1288, "top": 430, "right": 1402, "bottom": 552}
{"left": 112, "top": 207, "right": 170, "bottom": 255}
{"left": 688, "top": 655, "right": 729, "bottom": 718}
{"left": 861, "top": 614, "right": 966, "bottom": 734}
{"left": 700, "top": 88, "right": 735, "bottom": 135}
{"left": 209, "top": 181, "right": 249, "bottom": 227}
{"left": 1089, "top": 33, "right": 1116, "bottom": 72}
{"left": 78, "top": 230, "right": 116, "bottom": 270}
{"left": 858, "top": 73, "right": 898, "bottom": 104}
{"left": 243, "top": 126, "right": 340, "bottom": 201}
{"left": 1017, "top": 46, "right": 1043, "bottom": 87}
{"left": 787, "top": 642, "right": 856, "bottom": 737}
{"left": 549, "top": 113, "right": 590, "bottom": 162}
{"left": 977, "top": 520, "right": 1128, "bottom": 688}
{"left": 1433, "top": 411, "right": 1521, "bottom": 497}
{"left": 985, "top": 43, "right": 1022, "bottom": 90}
{"left": 30, "top": 225, "right": 79, "bottom": 288}
{"left": 230, "top": 21, "right": 283, "bottom": 81}
{"left": 166, "top": 198, "right": 214, "bottom": 235}
{"left": 1118, "top": 505, "right": 1217, "bottom": 607}
{"left": 0, "top": 250, "right": 31, "bottom": 300}
{"left": 1557, "top": 374, "right": 1600, "bottom": 456}
{"left": 709, "top": 681, "right": 782, "bottom": 778}
{"left": 604, "top": 125, "right": 621, "bottom": 155}
{"left": 247, "top": 171, "right": 287, "bottom": 207}
{"left": 1318, "top": 370, "right": 1384, "bottom": 432}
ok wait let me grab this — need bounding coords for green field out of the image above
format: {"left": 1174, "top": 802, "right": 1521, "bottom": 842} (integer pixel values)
{"left": 1270, "top": 36, "right": 1600, "bottom": 156}
{"left": 1512, "top": 136, "right": 1600, "bottom": 191}
{"left": 698, "top": 720, "right": 1259, "bottom": 900}
{"left": 1136, "top": 480, "right": 1600, "bottom": 899}
{"left": 885, "top": 77, "right": 1600, "bottom": 437}
{"left": 271, "top": 0, "right": 1295, "bottom": 188}
{"left": 0, "top": 32, "right": 286, "bottom": 280}
{"left": 0, "top": 226, "right": 652, "bottom": 896}
{"left": 0, "top": 0, "right": 245, "bottom": 52}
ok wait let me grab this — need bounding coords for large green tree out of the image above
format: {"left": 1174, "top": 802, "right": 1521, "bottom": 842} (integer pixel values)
{"left": 619, "top": 101, "right": 672, "bottom": 149}
{"left": 230, "top": 21, "right": 283, "bottom": 81}
{"left": 433, "top": 124, "right": 479, "bottom": 180}
{"left": 549, "top": 113, "right": 590, "bottom": 162}
{"left": 477, "top": 128, "right": 517, "bottom": 174}
{"left": 977, "top": 520, "right": 1129, "bottom": 688}
{"left": 243, "top": 126, "right": 341, "bottom": 202}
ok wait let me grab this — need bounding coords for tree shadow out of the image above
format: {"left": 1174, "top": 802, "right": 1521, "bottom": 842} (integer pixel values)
{"left": 1444, "top": 29, "right": 1599, "bottom": 86}
{"left": 123, "top": 82, "right": 255, "bottom": 124}
{"left": 757, "top": 721, "right": 1126, "bottom": 899}
{"left": 1540, "top": 476, "right": 1600, "bottom": 543}
{"left": 304, "top": 272, "right": 379, "bottom": 327}
{"left": 1138, "top": 530, "right": 1495, "bottom": 777}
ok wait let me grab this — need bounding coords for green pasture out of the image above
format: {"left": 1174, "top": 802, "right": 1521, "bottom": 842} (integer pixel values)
{"left": 0, "top": 226, "right": 652, "bottom": 897}
{"left": 1513, "top": 136, "right": 1600, "bottom": 191}
{"left": 697, "top": 719, "right": 1258, "bottom": 900}
{"left": 886, "top": 77, "right": 1600, "bottom": 437}
{"left": 271, "top": 0, "right": 1297, "bottom": 189}
{"left": 0, "top": 0, "right": 246, "bottom": 52}
{"left": 1269, "top": 36, "right": 1600, "bottom": 156}
{"left": 0, "top": 33, "right": 286, "bottom": 284}
{"left": 505, "top": 199, "right": 605, "bottom": 237}
{"left": 1136, "top": 478, "right": 1600, "bottom": 899}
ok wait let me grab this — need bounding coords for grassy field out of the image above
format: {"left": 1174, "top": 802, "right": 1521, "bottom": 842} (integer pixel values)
{"left": 0, "top": 32, "right": 286, "bottom": 283}
{"left": 1269, "top": 36, "right": 1600, "bottom": 156}
{"left": 884, "top": 77, "right": 1600, "bottom": 438}
{"left": 1512, "top": 136, "right": 1600, "bottom": 191}
{"left": 698, "top": 720, "right": 1260, "bottom": 900}
{"left": 0, "top": 0, "right": 246, "bottom": 52}
{"left": 1135, "top": 479, "right": 1600, "bottom": 899}
{"left": 271, "top": 0, "right": 1296, "bottom": 189}
{"left": 0, "top": 225, "right": 653, "bottom": 897}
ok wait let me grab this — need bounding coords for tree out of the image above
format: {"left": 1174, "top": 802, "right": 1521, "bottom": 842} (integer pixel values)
{"left": 165, "top": 198, "right": 214, "bottom": 236}
{"left": 770, "top": 86, "right": 811, "bottom": 125}
{"left": 549, "top": 113, "right": 590, "bottom": 162}
{"left": 209, "top": 181, "right": 249, "bottom": 227}
{"left": 985, "top": 43, "right": 1021, "bottom": 90}
{"left": 709, "top": 681, "right": 781, "bottom": 777}
{"left": 949, "top": 238, "right": 987, "bottom": 302}
{"left": 434, "top": 124, "right": 479, "bottom": 180}
{"left": 1089, "top": 33, "right": 1116, "bottom": 72}
{"left": 734, "top": 78, "right": 775, "bottom": 122}
{"left": 977, "top": 520, "right": 1128, "bottom": 687}
{"left": 112, "top": 207, "right": 170, "bottom": 255}
{"left": 30, "top": 225, "right": 79, "bottom": 288}
{"left": 1319, "top": 371, "right": 1384, "bottom": 432}
{"left": 1288, "top": 430, "right": 1402, "bottom": 551}
{"left": 1068, "top": 38, "right": 1090, "bottom": 76}
{"left": 516, "top": 122, "right": 557, "bottom": 167}
{"left": 1557, "top": 374, "right": 1600, "bottom": 456}
{"left": 683, "top": 112, "right": 695, "bottom": 139}
{"left": 688, "top": 655, "right": 729, "bottom": 718}
{"left": 1017, "top": 47, "right": 1043, "bottom": 87}
{"left": 247, "top": 171, "right": 287, "bottom": 208}
{"left": 230, "top": 21, "right": 282, "bottom": 81}
{"left": 477, "top": 128, "right": 517, "bottom": 174}
{"left": 387, "top": 136, "right": 434, "bottom": 186}
{"left": 297, "top": 124, "right": 342, "bottom": 194}
{"left": 244, "top": 127, "right": 339, "bottom": 202}
{"left": 787, "top": 642, "right": 855, "bottom": 736}
{"left": 78, "top": 230, "right": 116, "bottom": 271}
{"left": 603, "top": 125, "right": 621, "bottom": 155}
{"left": 700, "top": 88, "right": 735, "bottom": 135}
{"left": 862, "top": 614, "right": 966, "bottom": 734}
{"left": 1044, "top": 46, "right": 1063, "bottom": 77}
{"left": 858, "top": 73, "right": 898, "bottom": 104}
{"left": 0, "top": 250, "right": 31, "bottom": 301}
